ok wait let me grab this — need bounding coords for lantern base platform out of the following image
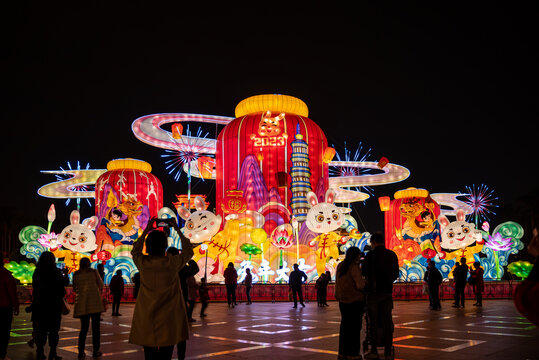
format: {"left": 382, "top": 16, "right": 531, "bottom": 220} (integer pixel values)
{"left": 17, "top": 280, "right": 520, "bottom": 304}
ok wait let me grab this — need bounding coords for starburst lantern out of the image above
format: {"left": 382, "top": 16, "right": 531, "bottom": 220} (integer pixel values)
{"left": 215, "top": 95, "right": 329, "bottom": 232}
{"left": 94, "top": 158, "right": 163, "bottom": 246}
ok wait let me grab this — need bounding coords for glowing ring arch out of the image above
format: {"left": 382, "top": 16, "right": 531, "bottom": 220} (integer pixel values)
{"left": 430, "top": 193, "right": 473, "bottom": 217}
{"left": 132, "top": 113, "right": 234, "bottom": 153}
{"left": 38, "top": 169, "right": 107, "bottom": 199}
{"left": 328, "top": 161, "right": 410, "bottom": 203}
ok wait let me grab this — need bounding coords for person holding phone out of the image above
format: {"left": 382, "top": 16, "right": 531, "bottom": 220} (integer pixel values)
{"left": 129, "top": 217, "right": 194, "bottom": 360}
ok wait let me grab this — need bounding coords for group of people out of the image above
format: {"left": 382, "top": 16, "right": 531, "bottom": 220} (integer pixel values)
{"left": 423, "top": 257, "right": 485, "bottom": 311}
{"left": 315, "top": 270, "right": 332, "bottom": 307}
{"left": 334, "top": 233, "right": 400, "bottom": 360}
{"left": 2, "top": 219, "right": 539, "bottom": 360}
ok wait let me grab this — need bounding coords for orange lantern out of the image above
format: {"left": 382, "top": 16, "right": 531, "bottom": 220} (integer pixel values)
{"left": 197, "top": 156, "right": 215, "bottom": 179}
{"left": 172, "top": 123, "right": 183, "bottom": 139}
{"left": 378, "top": 156, "right": 389, "bottom": 169}
{"left": 221, "top": 190, "right": 247, "bottom": 214}
{"left": 378, "top": 196, "right": 391, "bottom": 212}
{"left": 323, "top": 147, "right": 336, "bottom": 163}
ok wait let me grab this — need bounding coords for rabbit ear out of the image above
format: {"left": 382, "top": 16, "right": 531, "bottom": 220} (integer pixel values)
{"left": 438, "top": 215, "right": 450, "bottom": 227}
{"left": 70, "top": 210, "right": 80, "bottom": 225}
{"left": 194, "top": 197, "right": 206, "bottom": 211}
{"left": 84, "top": 216, "right": 98, "bottom": 230}
{"left": 306, "top": 192, "right": 318, "bottom": 207}
{"left": 325, "top": 189, "right": 336, "bottom": 204}
{"left": 456, "top": 209, "right": 466, "bottom": 222}
{"left": 177, "top": 206, "right": 191, "bottom": 220}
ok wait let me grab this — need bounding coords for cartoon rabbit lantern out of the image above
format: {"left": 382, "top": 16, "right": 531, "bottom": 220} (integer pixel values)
{"left": 306, "top": 189, "right": 346, "bottom": 276}
{"left": 177, "top": 196, "right": 222, "bottom": 243}
{"left": 52, "top": 210, "right": 99, "bottom": 273}
{"left": 438, "top": 208, "right": 484, "bottom": 264}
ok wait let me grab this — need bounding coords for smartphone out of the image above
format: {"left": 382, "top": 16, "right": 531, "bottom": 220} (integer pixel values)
{"left": 156, "top": 218, "right": 173, "bottom": 227}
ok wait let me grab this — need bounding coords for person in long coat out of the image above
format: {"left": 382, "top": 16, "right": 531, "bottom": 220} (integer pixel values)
{"left": 469, "top": 262, "right": 484, "bottom": 306}
{"left": 73, "top": 257, "right": 105, "bottom": 359}
{"left": 335, "top": 246, "right": 365, "bottom": 360}
{"left": 32, "top": 251, "right": 67, "bottom": 360}
{"left": 129, "top": 217, "right": 193, "bottom": 360}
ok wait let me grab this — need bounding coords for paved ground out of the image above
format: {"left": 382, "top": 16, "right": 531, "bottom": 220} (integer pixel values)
{"left": 7, "top": 299, "right": 538, "bottom": 359}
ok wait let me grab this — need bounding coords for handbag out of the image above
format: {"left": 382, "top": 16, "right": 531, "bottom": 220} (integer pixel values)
{"left": 61, "top": 298, "right": 70, "bottom": 315}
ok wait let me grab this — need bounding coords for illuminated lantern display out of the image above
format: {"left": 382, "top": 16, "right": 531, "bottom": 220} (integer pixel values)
{"left": 131, "top": 96, "right": 413, "bottom": 282}
{"left": 378, "top": 196, "right": 391, "bottom": 212}
{"left": 52, "top": 210, "right": 99, "bottom": 273}
{"left": 377, "top": 156, "right": 389, "bottom": 169}
{"left": 381, "top": 188, "right": 442, "bottom": 265}
{"left": 172, "top": 123, "right": 183, "bottom": 139}
{"left": 323, "top": 147, "right": 336, "bottom": 164}
{"left": 215, "top": 94, "right": 329, "bottom": 233}
{"left": 197, "top": 156, "right": 215, "bottom": 179}
{"left": 173, "top": 194, "right": 209, "bottom": 210}
{"left": 221, "top": 190, "right": 247, "bottom": 215}
{"left": 94, "top": 158, "right": 163, "bottom": 249}
{"left": 177, "top": 196, "right": 222, "bottom": 244}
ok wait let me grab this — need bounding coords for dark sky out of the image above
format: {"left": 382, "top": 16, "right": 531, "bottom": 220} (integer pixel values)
{"left": 2, "top": 3, "right": 538, "bottom": 241}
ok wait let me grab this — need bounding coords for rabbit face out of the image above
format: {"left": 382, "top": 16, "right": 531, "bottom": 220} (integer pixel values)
{"left": 439, "top": 209, "right": 481, "bottom": 250}
{"left": 305, "top": 189, "right": 344, "bottom": 233}
{"left": 59, "top": 210, "right": 98, "bottom": 253}
{"left": 178, "top": 196, "right": 222, "bottom": 243}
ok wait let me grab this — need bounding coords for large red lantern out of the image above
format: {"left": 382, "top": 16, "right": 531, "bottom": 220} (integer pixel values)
{"left": 94, "top": 158, "right": 163, "bottom": 246}
{"left": 215, "top": 95, "right": 329, "bottom": 227}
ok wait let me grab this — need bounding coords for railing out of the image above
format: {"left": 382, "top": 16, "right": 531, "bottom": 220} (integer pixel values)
{"left": 16, "top": 280, "right": 520, "bottom": 304}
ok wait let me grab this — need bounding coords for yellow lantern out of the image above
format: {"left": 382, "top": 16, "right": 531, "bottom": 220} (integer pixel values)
{"left": 235, "top": 94, "right": 309, "bottom": 118}
{"left": 250, "top": 228, "right": 268, "bottom": 244}
{"left": 378, "top": 196, "right": 391, "bottom": 212}
{"left": 394, "top": 187, "right": 429, "bottom": 199}
{"left": 323, "top": 147, "right": 336, "bottom": 163}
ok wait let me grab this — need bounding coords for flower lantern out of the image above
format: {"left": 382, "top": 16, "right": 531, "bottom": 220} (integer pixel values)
{"left": 271, "top": 224, "right": 294, "bottom": 268}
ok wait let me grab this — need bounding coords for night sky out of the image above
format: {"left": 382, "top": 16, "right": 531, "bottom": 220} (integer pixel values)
{"left": 3, "top": 3, "right": 538, "bottom": 256}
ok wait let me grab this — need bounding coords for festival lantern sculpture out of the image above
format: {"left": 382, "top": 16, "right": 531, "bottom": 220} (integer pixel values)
{"left": 131, "top": 95, "right": 412, "bottom": 281}
{"left": 305, "top": 189, "right": 346, "bottom": 276}
{"left": 380, "top": 188, "right": 443, "bottom": 264}
{"left": 51, "top": 210, "right": 99, "bottom": 273}
{"left": 215, "top": 94, "right": 329, "bottom": 236}
{"left": 271, "top": 224, "right": 294, "bottom": 268}
{"left": 38, "top": 163, "right": 107, "bottom": 210}
{"left": 479, "top": 220, "right": 524, "bottom": 280}
{"left": 177, "top": 196, "right": 222, "bottom": 245}
{"left": 94, "top": 158, "right": 162, "bottom": 258}
{"left": 438, "top": 209, "right": 484, "bottom": 264}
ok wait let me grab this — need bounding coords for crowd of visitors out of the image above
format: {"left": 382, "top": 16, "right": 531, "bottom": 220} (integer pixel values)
{"left": 3, "top": 220, "right": 539, "bottom": 360}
